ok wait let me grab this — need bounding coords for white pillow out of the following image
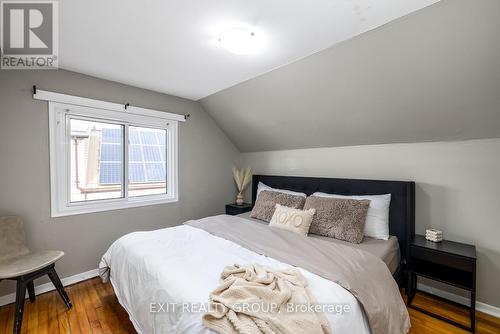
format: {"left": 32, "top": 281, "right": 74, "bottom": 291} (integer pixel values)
{"left": 257, "top": 182, "right": 307, "bottom": 198}
{"left": 269, "top": 204, "right": 316, "bottom": 236}
{"left": 312, "top": 192, "right": 391, "bottom": 240}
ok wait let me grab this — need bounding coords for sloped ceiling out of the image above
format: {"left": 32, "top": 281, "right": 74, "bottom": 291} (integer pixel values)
{"left": 200, "top": 0, "right": 500, "bottom": 152}
{"left": 60, "top": 0, "right": 439, "bottom": 100}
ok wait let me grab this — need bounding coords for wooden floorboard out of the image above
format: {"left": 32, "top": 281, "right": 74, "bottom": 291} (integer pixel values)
{"left": 0, "top": 277, "right": 498, "bottom": 333}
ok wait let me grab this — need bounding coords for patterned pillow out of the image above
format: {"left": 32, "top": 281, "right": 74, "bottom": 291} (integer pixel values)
{"left": 304, "top": 196, "right": 370, "bottom": 244}
{"left": 250, "top": 190, "right": 306, "bottom": 222}
{"left": 269, "top": 204, "right": 316, "bottom": 236}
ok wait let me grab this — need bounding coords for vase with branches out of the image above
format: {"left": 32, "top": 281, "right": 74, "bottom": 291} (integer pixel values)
{"left": 232, "top": 167, "right": 252, "bottom": 205}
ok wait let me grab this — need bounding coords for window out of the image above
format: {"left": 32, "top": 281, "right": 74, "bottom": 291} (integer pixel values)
{"left": 47, "top": 97, "right": 180, "bottom": 217}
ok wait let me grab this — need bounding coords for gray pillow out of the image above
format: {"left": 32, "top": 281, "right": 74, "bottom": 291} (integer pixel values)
{"left": 304, "top": 196, "right": 370, "bottom": 244}
{"left": 250, "top": 190, "right": 306, "bottom": 222}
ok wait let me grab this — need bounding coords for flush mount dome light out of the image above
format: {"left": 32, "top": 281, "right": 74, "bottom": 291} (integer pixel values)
{"left": 218, "top": 25, "right": 264, "bottom": 55}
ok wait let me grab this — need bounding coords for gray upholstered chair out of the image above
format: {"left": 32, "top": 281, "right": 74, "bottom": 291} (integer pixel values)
{"left": 0, "top": 216, "right": 72, "bottom": 334}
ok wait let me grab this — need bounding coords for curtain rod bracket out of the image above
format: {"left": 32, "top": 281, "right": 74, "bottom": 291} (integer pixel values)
{"left": 184, "top": 114, "right": 190, "bottom": 120}
{"left": 124, "top": 103, "right": 130, "bottom": 110}
{"left": 33, "top": 85, "right": 37, "bottom": 95}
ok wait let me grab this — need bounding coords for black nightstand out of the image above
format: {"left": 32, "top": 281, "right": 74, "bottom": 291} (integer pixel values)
{"left": 225, "top": 203, "right": 253, "bottom": 216}
{"left": 408, "top": 235, "right": 477, "bottom": 332}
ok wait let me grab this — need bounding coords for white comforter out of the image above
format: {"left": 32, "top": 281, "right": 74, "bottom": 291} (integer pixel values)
{"left": 99, "top": 224, "right": 372, "bottom": 334}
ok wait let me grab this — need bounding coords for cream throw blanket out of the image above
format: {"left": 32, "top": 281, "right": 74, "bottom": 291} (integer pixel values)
{"left": 203, "top": 264, "right": 332, "bottom": 334}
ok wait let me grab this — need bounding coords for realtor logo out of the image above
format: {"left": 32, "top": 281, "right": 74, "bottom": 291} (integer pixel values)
{"left": 1, "top": 1, "right": 58, "bottom": 69}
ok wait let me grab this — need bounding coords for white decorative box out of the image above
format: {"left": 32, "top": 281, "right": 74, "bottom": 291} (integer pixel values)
{"left": 425, "top": 229, "right": 443, "bottom": 242}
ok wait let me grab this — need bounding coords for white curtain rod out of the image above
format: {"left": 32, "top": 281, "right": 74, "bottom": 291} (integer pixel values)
{"left": 32, "top": 85, "right": 189, "bottom": 122}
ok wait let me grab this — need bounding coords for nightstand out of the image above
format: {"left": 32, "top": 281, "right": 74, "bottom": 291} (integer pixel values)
{"left": 225, "top": 203, "right": 253, "bottom": 216}
{"left": 408, "top": 235, "right": 477, "bottom": 332}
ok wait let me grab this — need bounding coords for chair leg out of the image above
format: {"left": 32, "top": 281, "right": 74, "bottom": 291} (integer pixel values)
{"left": 13, "top": 280, "right": 27, "bottom": 334}
{"left": 27, "top": 281, "right": 36, "bottom": 303}
{"left": 47, "top": 267, "right": 72, "bottom": 309}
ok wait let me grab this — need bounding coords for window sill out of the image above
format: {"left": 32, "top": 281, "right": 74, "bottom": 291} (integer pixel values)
{"left": 51, "top": 196, "right": 178, "bottom": 217}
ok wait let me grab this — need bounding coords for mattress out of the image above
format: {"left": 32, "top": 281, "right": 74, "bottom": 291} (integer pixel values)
{"left": 100, "top": 221, "right": 372, "bottom": 334}
{"left": 237, "top": 212, "right": 401, "bottom": 274}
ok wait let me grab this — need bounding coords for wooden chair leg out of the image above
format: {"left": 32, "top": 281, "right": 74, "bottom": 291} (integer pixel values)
{"left": 13, "top": 280, "right": 27, "bottom": 334}
{"left": 27, "top": 281, "right": 36, "bottom": 303}
{"left": 47, "top": 267, "right": 72, "bottom": 309}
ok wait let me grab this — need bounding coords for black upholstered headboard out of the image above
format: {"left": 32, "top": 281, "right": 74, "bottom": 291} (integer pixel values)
{"left": 251, "top": 175, "right": 415, "bottom": 266}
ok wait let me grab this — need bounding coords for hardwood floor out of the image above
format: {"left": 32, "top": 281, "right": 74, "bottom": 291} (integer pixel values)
{"left": 405, "top": 293, "right": 499, "bottom": 334}
{"left": 0, "top": 277, "right": 499, "bottom": 333}
{"left": 0, "top": 278, "right": 135, "bottom": 334}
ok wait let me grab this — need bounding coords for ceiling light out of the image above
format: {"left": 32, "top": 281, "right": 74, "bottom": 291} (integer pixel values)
{"left": 218, "top": 24, "right": 264, "bottom": 55}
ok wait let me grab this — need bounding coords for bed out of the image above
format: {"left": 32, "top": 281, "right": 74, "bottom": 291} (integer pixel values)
{"left": 99, "top": 175, "right": 415, "bottom": 334}
{"left": 238, "top": 211, "right": 402, "bottom": 275}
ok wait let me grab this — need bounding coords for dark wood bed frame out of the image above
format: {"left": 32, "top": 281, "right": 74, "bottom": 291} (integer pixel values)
{"left": 251, "top": 174, "right": 415, "bottom": 288}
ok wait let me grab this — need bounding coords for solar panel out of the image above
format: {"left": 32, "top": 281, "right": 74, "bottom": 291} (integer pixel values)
{"left": 160, "top": 147, "right": 166, "bottom": 161}
{"left": 129, "top": 145, "right": 143, "bottom": 161}
{"left": 101, "top": 143, "right": 122, "bottom": 161}
{"left": 99, "top": 127, "right": 123, "bottom": 184}
{"left": 102, "top": 128, "right": 122, "bottom": 143}
{"left": 143, "top": 146, "right": 161, "bottom": 161}
{"left": 157, "top": 132, "right": 165, "bottom": 144}
{"left": 129, "top": 131, "right": 141, "bottom": 144}
{"left": 100, "top": 162, "right": 122, "bottom": 184}
{"left": 99, "top": 127, "right": 166, "bottom": 185}
{"left": 129, "top": 163, "right": 146, "bottom": 182}
{"left": 145, "top": 163, "right": 165, "bottom": 182}
{"left": 140, "top": 131, "right": 158, "bottom": 145}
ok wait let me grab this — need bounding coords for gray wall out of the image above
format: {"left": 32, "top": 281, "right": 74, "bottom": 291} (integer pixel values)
{"left": 201, "top": 0, "right": 500, "bottom": 152}
{"left": 0, "top": 70, "right": 239, "bottom": 296}
{"left": 241, "top": 138, "right": 500, "bottom": 307}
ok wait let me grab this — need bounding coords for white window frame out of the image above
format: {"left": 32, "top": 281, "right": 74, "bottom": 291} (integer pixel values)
{"left": 38, "top": 90, "right": 183, "bottom": 217}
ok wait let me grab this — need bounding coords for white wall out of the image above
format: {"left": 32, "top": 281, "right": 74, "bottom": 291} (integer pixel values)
{"left": 241, "top": 138, "right": 500, "bottom": 307}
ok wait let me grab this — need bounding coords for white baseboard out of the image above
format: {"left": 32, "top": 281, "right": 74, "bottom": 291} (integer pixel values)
{"left": 418, "top": 283, "right": 500, "bottom": 318}
{"left": 0, "top": 268, "right": 99, "bottom": 307}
